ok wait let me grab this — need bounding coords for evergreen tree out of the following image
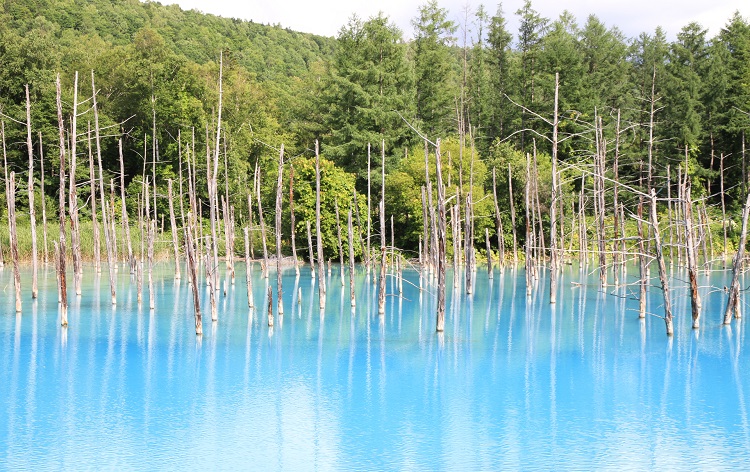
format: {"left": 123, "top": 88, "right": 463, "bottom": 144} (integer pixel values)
{"left": 485, "top": 3, "right": 514, "bottom": 145}
{"left": 665, "top": 22, "right": 708, "bottom": 160}
{"left": 412, "top": 0, "right": 458, "bottom": 138}
{"left": 514, "top": 0, "right": 548, "bottom": 151}
{"left": 319, "top": 14, "right": 414, "bottom": 174}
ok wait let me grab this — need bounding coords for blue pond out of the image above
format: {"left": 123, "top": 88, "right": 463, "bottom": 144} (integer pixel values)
{"left": 1, "top": 263, "right": 748, "bottom": 470}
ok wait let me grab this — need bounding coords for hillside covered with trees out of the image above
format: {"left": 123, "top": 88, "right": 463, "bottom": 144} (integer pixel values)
{"left": 1, "top": 0, "right": 749, "bottom": 260}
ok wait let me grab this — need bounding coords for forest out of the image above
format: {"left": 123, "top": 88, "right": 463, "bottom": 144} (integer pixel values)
{"left": 1, "top": 0, "right": 750, "bottom": 275}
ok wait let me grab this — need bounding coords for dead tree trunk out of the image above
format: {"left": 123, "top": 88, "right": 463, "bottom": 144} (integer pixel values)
{"left": 378, "top": 143, "right": 386, "bottom": 316}
{"left": 185, "top": 218, "right": 202, "bottom": 335}
{"left": 315, "top": 140, "right": 326, "bottom": 309}
{"left": 683, "top": 181, "right": 702, "bottom": 329}
{"left": 256, "top": 164, "right": 269, "bottom": 279}
{"left": 68, "top": 72, "right": 83, "bottom": 295}
{"left": 244, "top": 227, "right": 255, "bottom": 309}
{"left": 435, "top": 139, "right": 447, "bottom": 332}
{"left": 723, "top": 189, "right": 750, "bottom": 324}
{"left": 335, "top": 201, "right": 345, "bottom": 286}
{"left": 492, "top": 168, "right": 505, "bottom": 267}
{"left": 25, "top": 85, "right": 38, "bottom": 298}
{"left": 39, "top": 132, "right": 49, "bottom": 264}
{"left": 119, "top": 139, "right": 135, "bottom": 273}
{"left": 87, "top": 125, "right": 101, "bottom": 273}
{"left": 549, "top": 72, "right": 560, "bottom": 303}
{"left": 267, "top": 285, "right": 274, "bottom": 327}
{"left": 348, "top": 208, "right": 356, "bottom": 307}
{"left": 275, "top": 144, "right": 284, "bottom": 316}
{"left": 55, "top": 75, "right": 68, "bottom": 326}
{"left": 168, "top": 179, "right": 181, "bottom": 280}
{"left": 650, "top": 189, "right": 673, "bottom": 336}
{"left": 486, "top": 228, "right": 493, "bottom": 279}
{"left": 8, "top": 172, "right": 21, "bottom": 312}
{"left": 92, "top": 72, "right": 117, "bottom": 305}
{"left": 306, "top": 221, "right": 315, "bottom": 279}
{"left": 720, "top": 153, "right": 727, "bottom": 265}
{"left": 508, "top": 163, "right": 518, "bottom": 266}
{"left": 289, "top": 165, "right": 299, "bottom": 276}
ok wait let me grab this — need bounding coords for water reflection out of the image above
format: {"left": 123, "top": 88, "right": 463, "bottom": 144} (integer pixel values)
{"left": 0, "top": 264, "right": 748, "bottom": 469}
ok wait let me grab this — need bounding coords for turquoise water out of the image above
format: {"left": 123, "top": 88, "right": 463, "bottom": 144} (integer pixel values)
{"left": 1, "top": 263, "right": 748, "bottom": 470}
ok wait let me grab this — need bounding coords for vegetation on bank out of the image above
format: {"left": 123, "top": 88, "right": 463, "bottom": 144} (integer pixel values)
{"left": 0, "top": 0, "right": 749, "bottom": 265}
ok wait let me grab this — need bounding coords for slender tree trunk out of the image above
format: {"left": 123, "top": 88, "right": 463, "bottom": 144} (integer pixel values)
{"left": 8, "top": 173, "right": 21, "bottom": 312}
{"left": 486, "top": 228, "right": 493, "bottom": 279}
{"left": 39, "top": 132, "right": 48, "bottom": 265}
{"left": 492, "top": 168, "right": 505, "bottom": 267}
{"left": 55, "top": 75, "right": 68, "bottom": 326}
{"left": 267, "top": 285, "right": 274, "bottom": 327}
{"left": 721, "top": 153, "right": 727, "bottom": 265}
{"left": 683, "top": 182, "right": 702, "bottom": 329}
{"left": 68, "top": 72, "right": 82, "bottom": 295}
{"left": 348, "top": 208, "right": 356, "bottom": 307}
{"left": 256, "top": 164, "right": 269, "bottom": 279}
{"left": 24, "top": 86, "right": 38, "bottom": 299}
{"left": 88, "top": 125, "right": 101, "bottom": 273}
{"left": 421, "top": 186, "right": 428, "bottom": 269}
{"left": 508, "top": 163, "right": 518, "bottom": 266}
{"left": 92, "top": 73, "right": 117, "bottom": 305}
{"left": 724, "top": 189, "right": 750, "bottom": 325}
{"left": 650, "top": 189, "right": 673, "bottom": 335}
{"left": 186, "top": 217, "right": 202, "bottom": 335}
{"left": 275, "top": 145, "right": 284, "bottom": 316}
{"left": 244, "top": 227, "right": 255, "bottom": 309}
{"left": 315, "top": 140, "right": 326, "bottom": 309}
{"left": 168, "top": 179, "right": 181, "bottom": 279}
{"left": 549, "top": 73, "right": 559, "bottom": 303}
{"left": 367, "top": 143, "right": 371, "bottom": 272}
{"left": 289, "top": 165, "right": 299, "bottom": 276}
{"left": 378, "top": 143, "right": 386, "bottom": 315}
{"left": 306, "top": 221, "right": 315, "bottom": 279}
{"left": 119, "top": 139, "right": 134, "bottom": 273}
{"left": 336, "top": 201, "right": 345, "bottom": 286}
{"left": 435, "top": 139, "right": 447, "bottom": 332}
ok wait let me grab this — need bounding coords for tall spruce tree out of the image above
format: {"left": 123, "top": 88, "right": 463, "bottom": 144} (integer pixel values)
{"left": 412, "top": 0, "right": 458, "bottom": 138}
{"left": 485, "top": 3, "right": 514, "bottom": 145}
{"left": 320, "top": 14, "right": 414, "bottom": 174}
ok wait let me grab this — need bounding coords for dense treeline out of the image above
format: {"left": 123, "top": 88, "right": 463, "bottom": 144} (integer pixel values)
{"left": 1, "top": 0, "right": 749, "bottom": 261}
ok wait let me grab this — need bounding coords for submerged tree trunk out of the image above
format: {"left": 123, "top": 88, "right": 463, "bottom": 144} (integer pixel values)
{"left": 650, "top": 189, "right": 673, "bottom": 336}
{"left": 244, "top": 227, "right": 255, "bottom": 310}
{"left": 69, "top": 72, "right": 82, "bottom": 296}
{"left": 168, "top": 179, "right": 181, "bottom": 279}
{"left": 8, "top": 172, "right": 21, "bottom": 313}
{"left": 348, "top": 208, "right": 356, "bottom": 307}
{"left": 275, "top": 145, "right": 284, "bottom": 316}
{"left": 186, "top": 217, "right": 202, "bottom": 335}
{"left": 316, "top": 140, "right": 326, "bottom": 309}
{"left": 435, "top": 139, "right": 447, "bottom": 332}
{"left": 306, "top": 221, "right": 315, "bottom": 279}
{"left": 55, "top": 75, "right": 68, "bottom": 326}
{"left": 92, "top": 72, "right": 117, "bottom": 306}
{"left": 724, "top": 189, "right": 750, "bottom": 325}
{"left": 25, "top": 85, "right": 38, "bottom": 299}
{"left": 40, "top": 134, "right": 48, "bottom": 265}
{"left": 683, "top": 181, "right": 702, "bottom": 329}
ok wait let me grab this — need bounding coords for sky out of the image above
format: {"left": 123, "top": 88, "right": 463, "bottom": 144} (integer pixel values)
{"left": 163, "top": 0, "right": 748, "bottom": 42}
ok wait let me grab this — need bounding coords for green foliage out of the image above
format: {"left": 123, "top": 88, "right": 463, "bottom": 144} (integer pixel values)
{"left": 318, "top": 14, "right": 414, "bottom": 174}
{"left": 412, "top": 0, "right": 458, "bottom": 137}
{"left": 287, "top": 156, "right": 367, "bottom": 260}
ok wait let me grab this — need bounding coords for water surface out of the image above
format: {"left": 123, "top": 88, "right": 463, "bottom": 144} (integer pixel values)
{"left": 0, "top": 263, "right": 748, "bottom": 470}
